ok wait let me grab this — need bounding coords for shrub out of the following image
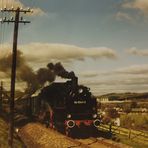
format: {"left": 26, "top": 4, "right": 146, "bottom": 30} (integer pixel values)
{"left": 120, "top": 114, "right": 148, "bottom": 131}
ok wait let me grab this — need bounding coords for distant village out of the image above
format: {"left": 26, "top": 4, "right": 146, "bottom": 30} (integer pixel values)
{"left": 97, "top": 93, "right": 148, "bottom": 113}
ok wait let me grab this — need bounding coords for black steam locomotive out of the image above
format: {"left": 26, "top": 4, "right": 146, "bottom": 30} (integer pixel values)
{"left": 38, "top": 77, "right": 100, "bottom": 136}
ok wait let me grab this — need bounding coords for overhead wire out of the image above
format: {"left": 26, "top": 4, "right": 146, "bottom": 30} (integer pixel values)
{"left": 31, "top": 0, "right": 37, "bottom": 14}
{"left": 0, "top": 0, "right": 34, "bottom": 49}
{"left": 2, "top": 0, "right": 9, "bottom": 50}
{"left": 31, "top": 0, "right": 36, "bottom": 8}
{"left": 0, "top": 0, "right": 4, "bottom": 50}
{"left": 2, "top": 11, "right": 6, "bottom": 50}
{"left": 0, "top": 0, "right": 2, "bottom": 49}
{"left": 0, "top": 0, "right": 13, "bottom": 89}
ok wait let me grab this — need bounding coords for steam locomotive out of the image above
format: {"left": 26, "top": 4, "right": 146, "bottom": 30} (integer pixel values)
{"left": 38, "top": 77, "right": 100, "bottom": 136}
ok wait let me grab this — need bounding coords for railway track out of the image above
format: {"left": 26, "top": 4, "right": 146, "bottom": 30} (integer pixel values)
{"left": 0, "top": 110, "right": 131, "bottom": 148}
{"left": 16, "top": 122, "right": 129, "bottom": 148}
{"left": 0, "top": 109, "right": 131, "bottom": 148}
{"left": 75, "top": 137, "right": 132, "bottom": 148}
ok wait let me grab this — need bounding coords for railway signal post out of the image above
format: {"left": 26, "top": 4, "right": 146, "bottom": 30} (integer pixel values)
{"left": 0, "top": 7, "right": 32, "bottom": 147}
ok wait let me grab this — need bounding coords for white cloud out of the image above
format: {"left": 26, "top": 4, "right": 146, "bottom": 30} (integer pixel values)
{"left": 80, "top": 75, "right": 148, "bottom": 95}
{"left": 79, "top": 64, "right": 148, "bottom": 95}
{"left": 116, "top": 0, "right": 148, "bottom": 22}
{"left": 32, "top": 7, "right": 46, "bottom": 16}
{"left": 122, "top": 0, "right": 148, "bottom": 16}
{"left": 116, "top": 12, "right": 133, "bottom": 22}
{"left": 114, "top": 64, "right": 148, "bottom": 74}
{"left": 18, "top": 43, "right": 117, "bottom": 64}
{"left": 0, "top": 0, "right": 45, "bottom": 16}
{"left": 127, "top": 47, "right": 148, "bottom": 56}
{"left": 79, "top": 71, "right": 99, "bottom": 78}
{"left": 0, "top": 42, "right": 117, "bottom": 67}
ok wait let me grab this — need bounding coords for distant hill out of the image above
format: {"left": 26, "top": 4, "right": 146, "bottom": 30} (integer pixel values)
{"left": 98, "top": 92, "right": 148, "bottom": 101}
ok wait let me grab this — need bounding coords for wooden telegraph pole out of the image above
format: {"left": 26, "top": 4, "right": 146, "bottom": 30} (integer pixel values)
{"left": 0, "top": 81, "right": 3, "bottom": 109}
{"left": 0, "top": 7, "right": 31, "bottom": 147}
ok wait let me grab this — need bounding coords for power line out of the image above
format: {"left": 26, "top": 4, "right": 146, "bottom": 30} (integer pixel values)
{"left": 31, "top": 0, "right": 36, "bottom": 7}
{"left": 0, "top": 12, "right": 3, "bottom": 49}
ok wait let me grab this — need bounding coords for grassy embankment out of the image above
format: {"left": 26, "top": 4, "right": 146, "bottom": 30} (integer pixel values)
{"left": 0, "top": 118, "right": 23, "bottom": 148}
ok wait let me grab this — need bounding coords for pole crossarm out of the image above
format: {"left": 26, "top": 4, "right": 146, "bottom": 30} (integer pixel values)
{"left": 1, "top": 20, "right": 31, "bottom": 24}
{"left": 1, "top": 7, "right": 33, "bottom": 13}
{"left": 0, "top": 7, "right": 32, "bottom": 24}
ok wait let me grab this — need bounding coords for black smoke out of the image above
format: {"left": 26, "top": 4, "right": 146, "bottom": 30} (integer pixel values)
{"left": 47, "top": 62, "right": 76, "bottom": 80}
{"left": 0, "top": 50, "right": 77, "bottom": 94}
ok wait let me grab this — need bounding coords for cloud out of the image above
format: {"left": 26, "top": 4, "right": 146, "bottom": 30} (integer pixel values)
{"left": 79, "top": 71, "right": 99, "bottom": 78}
{"left": 116, "top": 12, "right": 133, "bottom": 22}
{"left": 32, "top": 7, "right": 46, "bottom": 16}
{"left": 1, "top": 46, "right": 148, "bottom": 95}
{"left": 79, "top": 64, "right": 148, "bottom": 95}
{"left": 116, "top": 0, "right": 148, "bottom": 22}
{"left": 0, "top": 42, "right": 117, "bottom": 67}
{"left": 122, "top": 0, "right": 148, "bottom": 14}
{"left": 80, "top": 74, "right": 148, "bottom": 95}
{"left": 17, "top": 43, "right": 117, "bottom": 64}
{"left": 0, "top": 0, "right": 45, "bottom": 16}
{"left": 127, "top": 47, "right": 148, "bottom": 56}
{"left": 114, "top": 64, "right": 148, "bottom": 75}
{"left": 81, "top": 75, "right": 148, "bottom": 86}
{"left": 122, "top": 0, "right": 148, "bottom": 16}
{"left": 2, "top": 43, "right": 148, "bottom": 95}
{"left": 80, "top": 64, "right": 148, "bottom": 78}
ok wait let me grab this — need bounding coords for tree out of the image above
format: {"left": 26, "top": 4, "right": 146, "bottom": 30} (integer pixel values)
{"left": 107, "top": 108, "right": 119, "bottom": 119}
{"left": 123, "top": 104, "right": 131, "bottom": 113}
{"left": 130, "top": 101, "right": 138, "bottom": 108}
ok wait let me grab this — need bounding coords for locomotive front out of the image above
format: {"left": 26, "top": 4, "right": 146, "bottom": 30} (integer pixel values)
{"left": 65, "top": 84, "right": 100, "bottom": 136}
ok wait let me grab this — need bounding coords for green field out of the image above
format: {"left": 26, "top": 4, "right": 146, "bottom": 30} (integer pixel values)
{"left": 0, "top": 118, "right": 23, "bottom": 148}
{"left": 116, "top": 134, "right": 148, "bottom": 148}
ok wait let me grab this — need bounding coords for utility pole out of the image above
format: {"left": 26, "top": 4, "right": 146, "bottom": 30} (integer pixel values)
{"left": 0, "top": 81, "right": 3, "bottom": 109}
{"left": 0, "top": 7, "right": 32, "bottom": 147}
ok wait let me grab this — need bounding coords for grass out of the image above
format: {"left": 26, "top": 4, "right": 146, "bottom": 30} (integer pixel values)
{"left": 99, "top": 124, "right": 148, "bottom": 148}
{"left": 120, "top": 113, "right": 148, "bottom": 131}
{"left": 0, "top": 118, "right": 23, "bottom": 148}
{"left": 116, "top": 134, "right": 148, "bottom": 148}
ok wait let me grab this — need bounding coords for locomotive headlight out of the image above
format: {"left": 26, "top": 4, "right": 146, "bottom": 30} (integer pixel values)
{"left": 93, "top": 114, "right": 97, "bottom": 118}
{"left": 67, "top": 114, "right": 71, "bottom": 118}
{"left": 93, "top": 119, "right": 100, "bottom": 127}
{"left": 67, "top": 120, "right": 75, "bottom": 128}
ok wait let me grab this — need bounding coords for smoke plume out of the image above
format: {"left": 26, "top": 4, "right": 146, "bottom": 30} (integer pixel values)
{"left": 47, "top": 62, "right": 76, "bottom": 79}
{"left": 0, "top": 50, "right": 76, "bottom": 94}
{"left": 0, "top": 49, "right": 38, "bottom": 93}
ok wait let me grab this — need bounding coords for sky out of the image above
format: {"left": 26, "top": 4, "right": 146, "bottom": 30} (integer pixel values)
{"left": 1, "top": 0, "right": 148, "bottom": 95}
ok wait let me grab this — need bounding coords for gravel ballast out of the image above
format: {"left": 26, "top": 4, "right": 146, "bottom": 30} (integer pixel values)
{"left": 18, "top": 123, "right": 82, "bottom": 148}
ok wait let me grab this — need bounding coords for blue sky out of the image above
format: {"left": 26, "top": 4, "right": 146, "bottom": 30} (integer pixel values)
{"left": 1, "top": 0, "right": 148, "bottom": 95}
